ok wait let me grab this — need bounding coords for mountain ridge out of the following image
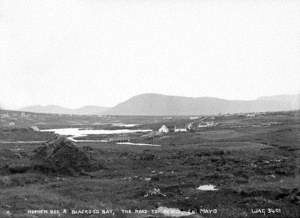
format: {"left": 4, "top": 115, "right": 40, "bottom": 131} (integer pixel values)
{"left": 105, "top": 93, "right": 300, "bottom": 115}
{"left": 20, "top": 105, "right": 109, "bottom": 115}
{"left": 18, "top": 93, "right": 300, "bottom": 115}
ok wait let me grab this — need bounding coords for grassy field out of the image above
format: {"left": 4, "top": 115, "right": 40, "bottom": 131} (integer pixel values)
{"left": 0, "top": 110, "right": 299, "bottom": 217}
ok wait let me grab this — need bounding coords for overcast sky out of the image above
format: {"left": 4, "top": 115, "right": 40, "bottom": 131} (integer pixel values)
{"left": 1, "top": 0, "right": 300, "bottom": 109}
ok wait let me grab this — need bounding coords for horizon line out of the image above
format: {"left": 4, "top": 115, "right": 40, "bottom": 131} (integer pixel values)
{"left": 2, "top": 92, "right": 299, "bottom": 111}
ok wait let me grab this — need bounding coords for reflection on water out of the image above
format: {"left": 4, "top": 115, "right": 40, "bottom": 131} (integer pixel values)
{"left": 117, "top": 142, "right": 160, "bottom": 147}
{"left": 197, "top": 184, "right": 218, "bottom": 191}
{"left": 41, "top": 128, "right": 152, "bottom": 138}
{"left": 112, "top": 123, "right": 138, "bottom": 127}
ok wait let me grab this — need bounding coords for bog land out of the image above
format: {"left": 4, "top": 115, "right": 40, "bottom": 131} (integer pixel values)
{"left": 0, "top": 109, "right": 299, "bottom": 218}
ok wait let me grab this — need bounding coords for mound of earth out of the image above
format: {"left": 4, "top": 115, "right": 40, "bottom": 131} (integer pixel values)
{"left": 32, "top": 136, "right": 102, "bottom": 176}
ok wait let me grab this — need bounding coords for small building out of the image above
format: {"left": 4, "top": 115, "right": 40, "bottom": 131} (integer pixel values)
{"left": 186, "top": 122, "right": 197, "bottom": 131}
{"left": 246, "top": 113, "right": 256, "bottom": 118}
{"left": 174, "top": 126, "right": 187, "bottom": 132}
{"left": 30, "top": 126, "right": 40, "bottom": 131}
{"left": 158, "top": 125, "right": 169, "bottom": 133}
{"left": 8, "top": 122, "right": 15, "bottom": 126}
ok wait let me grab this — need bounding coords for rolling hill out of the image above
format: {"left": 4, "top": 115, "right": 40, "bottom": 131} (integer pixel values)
{"left": 18, "top": 93, "right": 300, "bottom": 116}
{"left": 20, "top": 105, "right": 109, "bottom": 115}
{"left": 105, "top": 93, "right": 300, "bottom": 115}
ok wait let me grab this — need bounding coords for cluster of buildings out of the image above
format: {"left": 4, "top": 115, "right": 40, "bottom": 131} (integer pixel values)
{"left": 0, "top": 111, "right": 42, "bottom": 127}
{"left": 157, "top": 120, "right": 218, "bottom": 134}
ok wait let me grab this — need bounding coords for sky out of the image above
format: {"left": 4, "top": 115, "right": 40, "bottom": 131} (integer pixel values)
{"left": 1, "top": 0, "right": 300, "bottom": 109}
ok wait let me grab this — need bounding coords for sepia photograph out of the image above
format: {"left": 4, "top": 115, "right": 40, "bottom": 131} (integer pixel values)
{"left": 0, "top": 0, "right": 299, "bottom": 217}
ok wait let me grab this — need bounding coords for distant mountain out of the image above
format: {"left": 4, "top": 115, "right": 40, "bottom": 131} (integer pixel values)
{"left": 21, "top": 105, "right": 72, "bottom": 114}
{"left": 105, "top": 93, "right": 300, "bottom": 116}
{"left": 20, "top": 105, "right": 109, "bottom": 115}
{"left": 257, "top": 94, "right": 300, "bottom": 103}
{"left": 18, "top": 93, "right": 300, "bottom": 116}
{"left": 73, "top": 106, "right": 109, "bottom": 115}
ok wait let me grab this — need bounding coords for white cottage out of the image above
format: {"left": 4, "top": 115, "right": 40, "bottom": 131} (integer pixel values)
{"left": 8, "top": 122, "right": 15, "bottom": 126}
{"left": 158, "top": 125, "right": 169, "bottom": 133}
{"left": 174, "top": 126, "right": 187, "bottom": 132}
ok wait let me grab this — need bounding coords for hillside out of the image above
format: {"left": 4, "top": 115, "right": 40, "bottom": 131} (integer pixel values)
{"left": 106, "top": 93, "right": 300, "bottom": 115}
{"left": 17, "top": 93, "right": 300, "bottom": 116}
{"left": 20, "top": 105, "right": 109, "bottom": 115}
